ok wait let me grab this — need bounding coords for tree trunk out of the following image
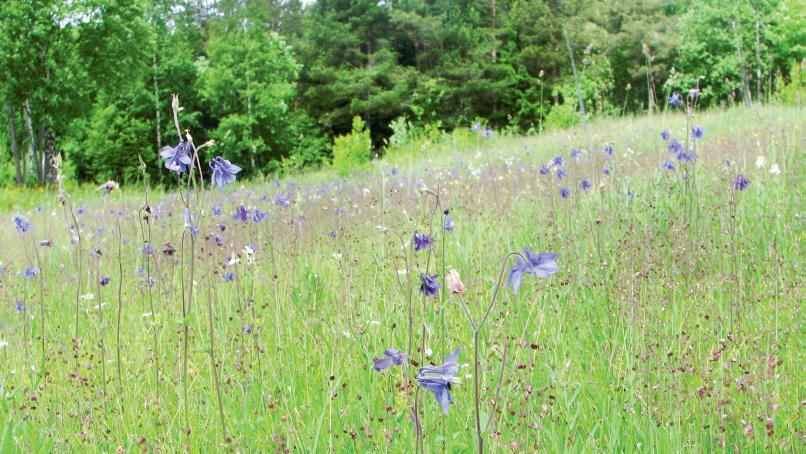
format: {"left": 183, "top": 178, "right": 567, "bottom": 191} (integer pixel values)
{"left": 23, "top": 99, "right": 40, "bottom": 182}
{"left": 4, "top": 101, "right": 23, "bottom": 185}
{"left": 754, "top": 20, "right": 762, "bottom": 101}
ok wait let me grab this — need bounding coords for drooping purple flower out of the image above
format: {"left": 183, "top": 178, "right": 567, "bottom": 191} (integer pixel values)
{"left": 275, "top": 193, "right": 291, "bottom": 209}
{"left": 661, "top": 161, "right": 675, "bottom": 171}
{"left": 96, "top": 180, "right": 118, "bottom": 196}
{"left": 209, "top": 156, "right": 242, "bottom": 189}
{"left": 419, "top": 272, "right": 441, "bottom": 297}
{"left": 661, "top": 129, "right": 671, "bottom": 141}
{"left": 413, "top": 232, "right": 434, "bottom": 251}
{"left": 212, "top": 204, "right": 223, "bottom": 217}
{"left": 16, "top": 300, "right": 26, "bottom": 312}
{"left": 734, "top": 174, "right": 750, "bottom": 191}
{"left": 556, "top": 167, "right": 567, "bottom": 180}
{"left": 13, "top": 215, "right": 32, "bottom": 234}
{"left": 253, "top": 209, "right": 270, "bottom": 223}
{"left": 143, "top": 244, "right": 155, "bottom": 255}
{"left": 160, "top": 141, "right": 193, "bottom": 174}
{"left": 242, "top": 324, "right": 252, "bottom": 334}
{"left": 552, "top": 156, "right": 564, "bottom": 167}
{"left": 539, "top": 165, "right": 550, "bottom": 175}
{"left": 443, "top": 215, "right": 455, "bottom": 232}
{"left": 668, "top": 138, "right": 683, "bottom": 154}
{"left": 603, "top": 143, "right": 613, "bottom": 156}
{"left": 24, "top": 266, "right": 40, "bottom": 279}
{"left": 223, "top": 271, "right": 234, "bottom": 282}
{"left": 99, "top": 276, "right": 110, "bottom": 286}
{"left": 602, "top": 166, "right": 610, "bottom": 175}
{"left": 391, "top": 167, "right": 399, "bottom": 176}
{"left": 373, "top": 348, "right": 408, "bottom": 372}
{"left": 691, "top": 126, "right": 705, "bottom": 139}
{"left": 559, "top": 187, "right": 571, "bottom": 198}
{"left": 570, "top": 149, "right": 582, "bottom": 160}
{"left": 416, "top": 347, "right": 460, "bottom": 414}
{"left": 668, "top": 92, "right": 682, "bottom": 106}
{"left": 507, "top": 248, "right": 559, "bottom": 295}
{"left": 580, "top": 179, "right": 592, "bottom": 191}
{"left": 233, "top": 205, "right": 250, "bottom": 223}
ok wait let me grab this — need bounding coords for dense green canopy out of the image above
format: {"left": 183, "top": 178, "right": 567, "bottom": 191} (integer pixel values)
{"left": 0, "top": 0, "right": 802, "bottom": 185}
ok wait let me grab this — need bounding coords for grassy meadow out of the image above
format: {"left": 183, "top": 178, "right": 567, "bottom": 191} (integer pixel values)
{"left": 0, "top": 105, "right": 802, "bottom": 452}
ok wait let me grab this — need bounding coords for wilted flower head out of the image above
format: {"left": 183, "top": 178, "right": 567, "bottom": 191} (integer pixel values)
{"left": 419, "top": 272, "right": 441, "bottom": 297}
{"left": 691, "top": 126, "right": 705, "bottom": 139}
{"left": 413, "top": 231, "right": 434, "bottom": 251}
{"left": 416, "top": 347, "right": 460, "bottom": 414}
{"left": 160, "top": 141, "right": 192, "bottom": 174}
{"left": 209, "top": 156, "right": 242, "bottom": 189}
{"left": 445, "top": 268, "right": 466, "bottom": 295}
{"left": 734, "top": 174, "right": 750, "bottom": 191}
{"left": 97, "top": 180, "right": 118, "bottom": 195}
{"left": 373, "top": 348, "right": 408, "bottom": 372}
{"left": 13, "top": 215, "right": 32, "bottom": 234}
{"left": 507, "top": 247, "right": 559, "bottom": 295}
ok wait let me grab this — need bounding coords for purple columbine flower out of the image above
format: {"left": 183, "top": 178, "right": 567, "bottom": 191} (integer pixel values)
{"left": 570, "top": 149, "right": 582, "bottom": 159}
{"left": 507, "top": 247, "right": 559, "bottom": 295}
{"left": 253, "top": 209, "right": 270, "bottom": 223}
{"left": 328, "top": 231, "right": 337, "bottom": 238}
{"left": 539, "top": 165, "right": 550, "bottom": 175}
{"left": 38, "top": 240, "right": 52, "bottom": 247}
{"left": 419, "top": 272, "right": 441, "bottom": 297}
{"left": 212, "top": 204, "right": 223, "bottom": 216}
{"left": 556, "top": 167, "right": 567, "bottom": 180}
{"left": 603, "top": 143, "right": 613, "bottom": 156}
{"left": 223, "top": 271, "right": 234, "bottom": 282}
{"left": 24, "top": 266, "right": 40, "bottom": 279}
{"left": 444, "top": 215, "right": 455, "bottom": 232}
{"left": 160, "top": 141, "right": 192, "bottom": 174}
{"left": 97, "top": 180, "right": 118, "bottom": 196}
{"left": 552, "top": 156, "right": 564, "bottom": 167}
{"left": 416, "top": 347, "right": 460, "bottom": 414}
{"left": 602, "top": 166, "right": 611, "bottom": 175}
{"left": 16, "top": 300, "right": 26, "bottom": 312}
{"left": 143, "top": 244, "right": 155, "bottom": 255}
{"left": 559, "top": 187, "right": 571, "bottom": 198}
{"left": 668, "top": 138, "right": 683, "bottom": 154}
{"left": 691, "top": 126, "right": 705, "bottom": 139}
{"left": 391, "top": 167, "right": 399, "bottom": 176}
{"left": 233, "top": 205, "right": 250, "bottom": 223}
{"left": 209, "top": 156, "right": 241, "bottom": 189}
{"left": 99, "top": 276, "right": 110, "bottom": 286}
{"left": 734, "top": 174, "right": 750, "bottom": 191}
{"left": 668, "top": 92, "right": 682, "bottom": 106}
{"left": 661, "top": 129, "right": 671, "bottom": 141}
{"left": 275, "top": 193, "right": 291, "bottom": 209}
{"left": 413, "top": 232, "right": 434, "bottom": 251}
{"left": 242, "top": 324, "right": 252, "bottom": 334}
{"left": 661, "top": 161, "right": 675, "bottom": 171}
{"left": 580, "top": 179, "right": 592, "bottom": 191}
{"left": 482, "top": 128, "right": 493, "bottom": 138}
{"left": 13, "top": 215, "right": 32, "bottom": 234}
{"left": 373, "top": 349, "right": 408, "bottom": 372}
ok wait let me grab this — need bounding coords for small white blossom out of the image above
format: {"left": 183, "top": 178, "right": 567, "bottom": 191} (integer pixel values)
{"left": 755, "top": 155, "right": 766, "bottom": 168}
{"left": 769, "top": 164, "right": 781, "bottom": 175}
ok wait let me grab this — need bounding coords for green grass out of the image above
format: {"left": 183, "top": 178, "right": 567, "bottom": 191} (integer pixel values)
{"left": 0, "top": 105, "right": 802, "bottom": 452}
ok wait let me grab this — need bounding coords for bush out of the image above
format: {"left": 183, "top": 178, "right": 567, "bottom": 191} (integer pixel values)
{"left": 332, "top": 116, "right": 372, "bottom": 175}
{"left": 543, "top": 103, "right": 581, "bottom": 131}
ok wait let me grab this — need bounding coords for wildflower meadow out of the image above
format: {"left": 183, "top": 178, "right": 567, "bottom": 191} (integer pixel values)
{"left": 0, "top": 97, "right": 801, "bottom": 452}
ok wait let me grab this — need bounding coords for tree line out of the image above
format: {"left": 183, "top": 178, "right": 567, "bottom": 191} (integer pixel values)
{"left": 0, "top": 0, "right": 802, "bottom": 186}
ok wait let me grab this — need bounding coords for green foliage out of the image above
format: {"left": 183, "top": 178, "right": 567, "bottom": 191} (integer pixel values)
{"left": 544, "top": 103, "right": 581, "bottom": 131}
{"left": 332, "top": 116, "right": 372, "bottom": 175}
{"left": 777, "top": 59, "right": 804, "bottom": 104}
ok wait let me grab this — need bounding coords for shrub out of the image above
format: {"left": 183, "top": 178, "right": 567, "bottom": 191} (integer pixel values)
{"left": 332, "top": 116, "right": 372, "bottom": 175}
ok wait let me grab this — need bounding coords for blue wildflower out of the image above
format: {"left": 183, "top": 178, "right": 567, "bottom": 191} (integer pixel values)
{"left": 419, "top": 272, "right": 441, "bottom": 297}
{"left": 603, "top": 143, "right": 613, "bottom": 156}
{"left": 209, "top": 156, "right": 241, "bottom": 189}
{"left": 160, "top": 141, "right": 193, "bottom": 174}
{"left": 223, "top": 271, "right": 234, "bottom": 282}
{"left": 507, "top": 247, "right": 559, "bottom": 295}
{"left": 580, "top": 179, "right": 592, "bottom": 191}
{"left": 253, "top": 209, "right": 270, "bottom": 223}
{"left": 668, "top": 139, "right": 683, "bottom": 154}
{"left": 559, "top": 187, "right": 571, "bottom": 198}
{"left": 16, "top": 300, "right": 26, "bottom": 312}
{"left": 691, "top": 126, "right": 705, "bottom": 139}
{"left": 24, "top": 266, "right": 39, "bottom": 279}
{"left": 539, "top": 165, "right": 550, "bottom": 175}
{"left": 570, "top": 149, "right": 582, "bottom": 159}
{"left": 668, "top": 92, "right": 682, "bottom": 106}
{"left": 328, "top": 231, "right": 337, "bottom": 238}
{"left": 556, "top": 167, "right": 567, "bottom": 180}
{"left": 552, "top": 156, "right": 564, "bottom": 166}
{"left": 233, "top": 205, "right": 250, "bottom": 223}
{"left": 444, "top": 215, "right": 455, "bottom": 232}
{"left": 661, "top": 129, "right": 671, "bottom": 141}
{"left": 734, "top": 174, "right": 750, "bottom": 191}
{"left": 413, "top": 232, "right": 435, "bottom": 251}
{"left": 374, "top": 349, "right": 408, "bottom": 372}
{"left": 416, "top": 348, "right": 460, "bottom": 414}
{"left": 661, "top": 161, "right": 675, "bottom": 171}
{"left": 100, "top": 276, "right": 110, "bottom": 286}
{"left": 242, "top": 324, "right": 252, "bottom": 334}
{"left": 13, "top": 215, "right": 31, "bottom": 234}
